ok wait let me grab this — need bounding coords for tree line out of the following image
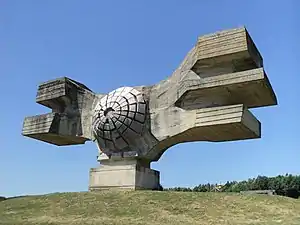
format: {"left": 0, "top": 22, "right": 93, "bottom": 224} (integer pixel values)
{"left": 162, "top": 174, "right": 300, "bottom": 198}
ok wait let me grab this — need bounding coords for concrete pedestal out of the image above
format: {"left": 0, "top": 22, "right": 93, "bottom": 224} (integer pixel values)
{"left": 89, "top": 159, "right": 160, "bottom": 191}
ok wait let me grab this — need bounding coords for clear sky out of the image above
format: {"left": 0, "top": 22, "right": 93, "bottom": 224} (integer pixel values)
{"left": 0, "top": 0, "right": 299, "bottom": 197}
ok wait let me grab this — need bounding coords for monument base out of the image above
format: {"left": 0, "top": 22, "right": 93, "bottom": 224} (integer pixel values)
{"left": 89, "top": 159, "right": 160, "bottom": 191}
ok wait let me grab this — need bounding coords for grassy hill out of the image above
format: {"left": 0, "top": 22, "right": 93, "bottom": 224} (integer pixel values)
{"left": 1, "top": 191, "right": 300, "bottom": 225}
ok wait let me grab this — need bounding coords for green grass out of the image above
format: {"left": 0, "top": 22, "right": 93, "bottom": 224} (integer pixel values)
{"left": 1, "top": 191, "right": 300, "bottom": 225}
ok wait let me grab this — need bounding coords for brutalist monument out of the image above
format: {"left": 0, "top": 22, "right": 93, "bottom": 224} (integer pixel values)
{"left": 22, "top": 27, "right": 277, "bottom": 190}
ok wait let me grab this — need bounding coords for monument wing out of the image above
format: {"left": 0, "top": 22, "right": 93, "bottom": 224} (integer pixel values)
{"left": 147, "top": 27, "right": 277, "bottom": 160}
{"left": 22, "top": 77, "right": 100, "bottom": 145}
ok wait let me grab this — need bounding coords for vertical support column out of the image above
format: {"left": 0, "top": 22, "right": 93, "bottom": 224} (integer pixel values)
{"left": 89, "top": 157, "right": 160, "bottom": 191}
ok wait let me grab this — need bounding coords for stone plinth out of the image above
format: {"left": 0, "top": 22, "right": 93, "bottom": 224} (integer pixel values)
{"left": 89, "top": 159, "right": 160, "bottom": 190}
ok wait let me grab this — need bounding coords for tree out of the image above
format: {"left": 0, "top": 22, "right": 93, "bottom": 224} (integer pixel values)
{"left": 163, "top": 174, "right": 300, "bottom": 198}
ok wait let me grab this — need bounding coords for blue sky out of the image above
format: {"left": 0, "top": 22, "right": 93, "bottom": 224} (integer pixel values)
{"left": 0, "top": 0, "right": 299, "bottom": 197}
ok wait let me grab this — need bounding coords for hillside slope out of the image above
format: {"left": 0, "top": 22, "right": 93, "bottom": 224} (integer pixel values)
{"left": 1, "top": 191, "right": 300, "bottom": 225}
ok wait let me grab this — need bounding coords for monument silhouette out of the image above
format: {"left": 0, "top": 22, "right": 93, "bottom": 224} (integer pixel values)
{"left": 22, "top": 27, "right": 277, "bottom": 190}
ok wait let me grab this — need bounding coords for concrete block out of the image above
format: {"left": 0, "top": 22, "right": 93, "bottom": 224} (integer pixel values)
{"left": 89, "top": 159, "right": 160, "bottom": 190}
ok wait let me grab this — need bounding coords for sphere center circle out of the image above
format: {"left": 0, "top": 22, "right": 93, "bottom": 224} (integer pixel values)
{"left": 104, "top": 107, "right": 115, "bottom": 117}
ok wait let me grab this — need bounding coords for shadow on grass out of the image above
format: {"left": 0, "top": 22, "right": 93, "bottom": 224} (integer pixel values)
{"left": 0, "top": 195, "right": 32, "bottom": 202}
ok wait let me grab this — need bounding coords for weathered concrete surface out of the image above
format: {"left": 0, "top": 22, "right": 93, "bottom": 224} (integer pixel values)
{"left": 22, "top": 27, "right": 277, "bottom": 190}
{"left": 22, "top": 77, "right": 97, "bottom": 145}
{"left": 191, "top": 27, "right": 263, "bottom": 77}
{"left": 89, "top": 159, "right": 160, "bottom": 191}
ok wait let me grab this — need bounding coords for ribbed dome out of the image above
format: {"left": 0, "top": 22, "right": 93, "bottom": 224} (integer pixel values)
{"left": 92, "top": 87, "right": 146, "bottom": 151}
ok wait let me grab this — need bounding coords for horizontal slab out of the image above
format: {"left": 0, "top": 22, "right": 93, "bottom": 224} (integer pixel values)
{"left": 191, "top": 27, "right": 263, "bottom": 77}
{"left": 22, "top": 113, "right": 88, "bottom": 146}
{"left": 36, "top": 77, "right": 92, "bottom": 110}
{"left": 176, "top": 68, "right": 277, "bottom": 109}
{"left": 22, "top": 113, "right": 56, "bottom": 135}
{"left": 193, "top": 104, "right": 260, "bottom": 141}
{"left": 149, "top": 104, "right": 260, "bottom": 161}
{"left": 24, "top": 133, "right": 88, "bottom": 146}
{"left": 178, "top": 104, "right": 260, "bottom": 142}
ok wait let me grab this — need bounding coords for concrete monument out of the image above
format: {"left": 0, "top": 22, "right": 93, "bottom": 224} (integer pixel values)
{"left": 22, "top": 27, "right": 277, "bottom": 190}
